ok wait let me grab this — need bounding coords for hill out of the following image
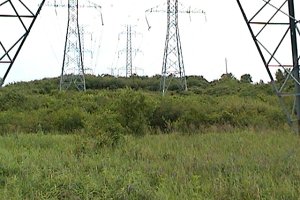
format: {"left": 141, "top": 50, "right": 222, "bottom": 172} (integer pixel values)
{"left": 0, "top": 74, "right": 284, "bottom": 137}
{"left": 1, "top": 74, "right": 299, "bottom": 199}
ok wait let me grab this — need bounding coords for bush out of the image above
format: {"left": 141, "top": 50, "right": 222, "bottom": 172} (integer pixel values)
{"left": 0, "top": 90, "right": 28, "bottom": 111}
{"left": 114, "top": 89, "right": 153, "bottom": 136}
{"left": 0, "top": 77, "right": 288, "bottom": 135}
{"left": 85, "top": 110, "right": 125, "bottom": 148}
{"left": 150, "top": 97, "right": 184, "bottom": 132}
{"left": 39, "top": 108, "right": 85, "bottom": 133}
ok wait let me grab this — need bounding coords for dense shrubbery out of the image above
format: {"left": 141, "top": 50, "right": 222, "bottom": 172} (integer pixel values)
{"left": 0, "top": 74, "right": 286, "bottom": 141}
{"left": 114, "top": 89, "right": 154, "bottom": 136}
{"left": 0, "top": 74, "right": 296, "bottom": 199}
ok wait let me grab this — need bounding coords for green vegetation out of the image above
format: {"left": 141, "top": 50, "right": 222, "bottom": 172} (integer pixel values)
{"left": 0, "top": 74, "right": 298, "bottom": 199}
{"left": 0, "top": 74, "right": 283, "bottom": 136}
{"left": 1, "top": 131, "right": 300, "bottom": 199}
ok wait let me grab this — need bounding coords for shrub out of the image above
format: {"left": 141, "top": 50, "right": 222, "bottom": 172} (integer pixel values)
{"left": 150, "top": 97, "right": 184, "bottom": 132}
{"left": 85, "top": 110, "right": 125, "bottom": 148}
{"left": 114, "top": 89, "right": 152, "bottom": 136}
{"left": 0, "top": 90, "right": 28, "bottom": 111}
{"left": 39, "top": 107, "right": 85, "bottom": 133}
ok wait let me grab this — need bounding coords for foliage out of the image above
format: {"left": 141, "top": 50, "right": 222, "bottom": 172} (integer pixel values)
{"left": 0, "top": 75, "right": 296, "bottom": 199}
{"left": 240, "top": 73, "right": 253, "bottom": 83}
{"left": 85, "top": 109, "right": 125, "bottom": 148}
{"left": 0, "top": 75, "right": 286, "bottom": 136}
{"left": 0, "top": 131, "right": 299, "bottom": 199}
{"left": 275, "top": 69, "right": 285, "bottom": 84}
{"left": 0, "top": 90, "right": 28, "bottom": 111}
{"left": 150, "top": 97, "right": 184, "bottom": 132}
{"left": 114, "top": 88, "right": 154, "bottom": 136}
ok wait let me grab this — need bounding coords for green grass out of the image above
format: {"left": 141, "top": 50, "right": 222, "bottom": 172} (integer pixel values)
{"left": 1, "top": 131, "right": 300, "bottom": 199}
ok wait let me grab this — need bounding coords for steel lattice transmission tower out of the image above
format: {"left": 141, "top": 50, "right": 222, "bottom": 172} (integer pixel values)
{"left": 0, "top": 0, "right": 46, "bottom": 86}
{"left": 126, "top": 25, "right": 133, "bottom": 77}
{"left": 146, "top": 0, "right": 205, "bottom": 95}
{"left": 162, "top": 0, "right": 186, "bottom": 95}
{"left": 237, "top": 0, "right": 300, "bottom": 132}
{"left": 118, "top": 25, "right": 141, "bottom": 77}
{"left": 45, "top": 0, "right": 103, "bottom": 91}
{"left": 60, "top": 0, "right": 85, "bottom": 91}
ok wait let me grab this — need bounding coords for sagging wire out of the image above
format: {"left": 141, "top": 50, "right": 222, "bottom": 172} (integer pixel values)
{"left": 145, "top": 2, "right": 167, "bottom": 30}
{"left": 38, "top": 3, "right": 62, "bottom": 70}
{"left": 76, "top": 0, "right": 104, "bottom": 74}
{"left": 87, "top": 0, "right": 104, "bottom": 26}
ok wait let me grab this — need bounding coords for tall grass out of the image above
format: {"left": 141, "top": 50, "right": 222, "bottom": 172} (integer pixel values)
{"left": 0, "top": 131, "right": 300, "bottom": 199}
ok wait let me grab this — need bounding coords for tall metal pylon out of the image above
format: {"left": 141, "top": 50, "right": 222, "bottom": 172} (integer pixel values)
{"left": 118, "top": 25, "right": 141, "bottom": 77}
{"left": 236, "top": 0, "right": 300, "bottom": 133}
{"left": 126, "top": 25, "right": 133, "bottom": 77}
{"left": 80, "top": 26, "right": 94, "bottom": 75}
{"left": 45, "top": 0, "right": 103, "bottom": 91}
{"left": 146, "top": 0, "right": 205, "bottom": 95}
{"left": 60, "top": 0, "right": 85, "bottom": 91}
{"left": 0, "top": 0, "right": 46, "bottom": 86}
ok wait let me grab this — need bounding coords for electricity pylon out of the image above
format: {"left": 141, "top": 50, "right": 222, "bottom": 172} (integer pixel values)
{"left": 118, "top": 25, "right": 141, "bottom": 77}
{"left": 80, "top": 26, "right": 94, "bottom": 75}
{"left": 60, "top": 0, "right": 85, "bottom": 91}
{"left": 45, "top": 0, "right": 103, "bottom": 91}
{"left": 236, "top": 0, "right": 300, "bottom": 133}
{"left": 126, "top": 25, "right": 133, "bottom": 77}
{"left": 146, "top": 0, "right": 205, "bottom": 95}
{"left": 0, "top": 0, "right": 46, "bottom": 86}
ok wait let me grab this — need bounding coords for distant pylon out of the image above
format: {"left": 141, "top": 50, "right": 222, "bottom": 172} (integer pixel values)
{"left": 118, "top": 25, "right": 142, "bottom": 77}
{"left": 60, "top": 0, "right": 86, "bottom": 91}
{"left": 146, "top": 0, "right": 205, "bottom": 95}
{"left": 126, "top": 25, "right": 133, "bottom": 77}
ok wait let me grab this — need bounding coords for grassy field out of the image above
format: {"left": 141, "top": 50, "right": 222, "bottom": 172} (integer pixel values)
{"left": 1, "top": 130, "right": 300, "bottom": 199}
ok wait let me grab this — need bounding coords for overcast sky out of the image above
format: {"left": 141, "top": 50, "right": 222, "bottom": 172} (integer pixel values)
{"left": 2, "top": 0, "right": 300, "bottom": 84}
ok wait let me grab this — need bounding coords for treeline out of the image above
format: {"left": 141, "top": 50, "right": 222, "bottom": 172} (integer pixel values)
{"left": 0, "top": 74, "right": 286, "bottom": 145}
{"left": 6, "top": 73, "right": 273, "bottom": 95}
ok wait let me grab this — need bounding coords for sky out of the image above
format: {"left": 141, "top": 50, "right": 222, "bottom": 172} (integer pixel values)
{"left": 1, "top": 0, "right": 300, "bottom": 84}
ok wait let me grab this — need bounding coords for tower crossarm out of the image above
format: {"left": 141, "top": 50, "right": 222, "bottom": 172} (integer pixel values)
{"left": 145, "top": 3, "right": 167, "bottom": 14}
{"left": 45, "top": 0, "right": 102, "bottom": 9}
{"left": 146, "top": 7, "right": 205, "bottom": 14}
{"left": 145, "top": 2, "right": 206, "bottom": 30}
{"left": 44, "top": 0, "right": 104, "bottom": 25}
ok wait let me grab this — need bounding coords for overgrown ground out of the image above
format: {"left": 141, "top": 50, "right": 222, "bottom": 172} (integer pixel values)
{"left": 1, "top": 130, "right": 300, "bottom": 199}
{"left": 0, "top": 74, "right": 298, "bottom": 199}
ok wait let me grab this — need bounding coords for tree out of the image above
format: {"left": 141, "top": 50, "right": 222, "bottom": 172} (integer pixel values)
{"left": 220, "top": 73, "right": 237, "bottom": 81}
{"left": 275, "top": 69, "right": 285, "bottom": 84}
{"left": 240, "top": 74, "right": 253, "bottom": 83}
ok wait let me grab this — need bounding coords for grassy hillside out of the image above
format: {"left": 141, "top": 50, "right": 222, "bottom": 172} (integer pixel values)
{"left": 0, "top": 131, "right": 300, "bottom": 199}
{"left": 0, "top": 75, "right": 285, "bottom": 136}
{"left": 0, "top": 75, "right": 297, "bottom": 199}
